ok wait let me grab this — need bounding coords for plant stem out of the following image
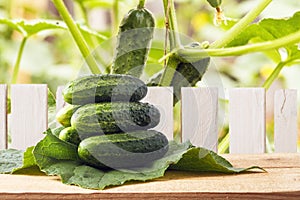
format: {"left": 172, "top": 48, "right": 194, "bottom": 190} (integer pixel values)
{"left": 262, "top": 61, "right": 289, "bottom": 89}
{"left": 218, "top": 132, "right": 229, "bottom": 154}
{"left": 158, "top": 0, "right": 182, "bottom": 86}
{"left": 163, "top": 0, "right": 181, "bottom": 49}
{"left": 112, "top": 0, "right": 119, "bottom": 35}
{"left": 52, "top": 0, "right": 101, "bottom": 74}
{"left": 77, "top": 1, "right": 89, "bottom": 26}
{"left": 138, "top": 0, "right": 146, "bottom": 9}
{"left": 210, "top": 0, "right": 272, "bottom": 48}
{"left": 177, "top": 29, "right": 300, "bottom": 61}
{"left": 11, "top": 37, "right": 27, "bottom": 84}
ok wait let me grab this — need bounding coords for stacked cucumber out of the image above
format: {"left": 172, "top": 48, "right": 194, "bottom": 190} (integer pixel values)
{"left": 56, "top": 74, "right": 169, "bottom": 169}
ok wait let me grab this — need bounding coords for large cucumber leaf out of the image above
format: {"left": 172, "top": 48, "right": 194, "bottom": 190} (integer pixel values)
{"left": 0, "top": 130, "right": 264, "bottom": 190}
{"left": 0, "top": 149, "right": 23, "bottom": 174}
{"left": 0, "top": 19, "right": 66, "bottom": 37}
{"left": 170, "top": 147, "right": 265, "bottom": 173}
{"left": 226, "top": 11, "right": 300, "bottom": 63}
{"left": 0, "top": 18, "right": 107, "bottom": 43}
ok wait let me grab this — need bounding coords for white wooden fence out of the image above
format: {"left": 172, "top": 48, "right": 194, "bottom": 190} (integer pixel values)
{"left": 0, "top": 84, "right": 298, "bottom": 153}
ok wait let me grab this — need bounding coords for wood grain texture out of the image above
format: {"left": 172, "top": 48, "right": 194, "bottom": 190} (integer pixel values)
{"left": 274, "top": 89, "right": 298, "bottom": 153}
{"left": 181, "top": 87, "right": 218, "bottom": 152}
{"left": 141, "top": 87, "right": 174, "bottom": 140}
{"left": 10, "top": 85, "right": 48, "bottom": 150}
{"left": 0, "top": 154, "right": 299, "bottom": 199}
{"left": 229, "top": 88, "right": 266, "bottom": 154}
{"left": 0, "top": 85, "right": 7, "bottom": 149}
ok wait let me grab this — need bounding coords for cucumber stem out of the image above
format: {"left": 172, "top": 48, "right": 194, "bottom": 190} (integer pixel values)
{"left": 52, "top": 0, "right": 101, "bottom": 74}
{"left": 11, "top": 37, "right": 27, "bottom": 84}
{"left": 177, "top": 29, "right": 300, "bottom": 60}
{"left": 138, "top": 0, "right": 146, "bottom": 9}
{"left": 77, "top": 1, "right": 89, "bottom": 26}
{"left": 159, "top": 0, "right": 182, "bottom": 86}
{"left": 112, "top": 0, "right": 119, "bottom": 34}
{"left": 163, "top": 0, "right": 181, "bottom": 49}
{"left": 210, "top": 0, "right": 272, "bottom": 48}
{"left": 218, "top": 132, "right": 229, "bottom": 154}
{"left": 262, "top": 61, "right": 289, "bottom": 89}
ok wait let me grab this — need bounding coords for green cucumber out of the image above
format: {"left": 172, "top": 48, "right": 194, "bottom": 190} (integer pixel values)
{"left": 52, "top": 126, "right": 65, "bottom": 138}
{"left": 56, "top": 104, "right": 81, "bottom": 127}
{"left": 63, "top": 74, "right": 147, "bottom": 105}
{"left": 59, "top": 127, "right": 81, "bottom": 145}
{"left": 111, "top": 5, "right": 155, "bottom": 77}
{"left": 71, "top": 102, "right": 160, "bottom": 138}
{"left": 147, "top": 43, "right": 210, "bottom": 104}
{"left": 78, "top": 130, "right": 169, "bottom": 169}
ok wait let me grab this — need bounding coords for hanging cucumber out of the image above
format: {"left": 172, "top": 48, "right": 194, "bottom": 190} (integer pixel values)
{"left": 111, "top": 1, "right": 155, "bottom": 77}
{"left": 147, "top": 42, "right": 210, "bottom": 105}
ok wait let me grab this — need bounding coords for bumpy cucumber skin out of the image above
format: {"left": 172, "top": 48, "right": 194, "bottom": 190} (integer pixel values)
{"left": 71, "top": 102, "right": 160, "bottom": 138}
{"left": 147, "top": 43, "right": 210, "bottom": 104}
{"left": 59, "top": 127, "right": 81, "bottom": 145}
{"left": 171, "top": 55, "right": 210, "bottom": 103}
{"left": 78, "top": 130, "right": 169, "bottom": 169}
{"left": 56, "top": 104, "right": 81, "bottom": 127}
{"left": 112, "top": 8, "right": 155, "bottom": 77}
{"left": 63, "top": 74, "right": 148, "bottom": 105}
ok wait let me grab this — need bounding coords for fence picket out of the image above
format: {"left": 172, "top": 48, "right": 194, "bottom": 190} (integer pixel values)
{"left": 2, "top": 85, "right": 299, "bottom": 153}
{"left": 274, "top": 89, "right": 298, "bottom": 153}
{"left": 141, "top": 87, "right": 174, "bottom": 140}
{"left": 181, "top": 87, "right": 218, "bottom": 152}
{"left": 0, "top": 85, "right": 7, "bottom": 149}
{"left": 10, "top": 85, "right": 48, "bottom": 150}
{"left": 229, "top": 88, "right": 266, "bottom": 154}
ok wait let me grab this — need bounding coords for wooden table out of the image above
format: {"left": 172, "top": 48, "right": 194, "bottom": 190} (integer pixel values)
{"left": 0, "top": 153, "right": 299, "bottom": 200}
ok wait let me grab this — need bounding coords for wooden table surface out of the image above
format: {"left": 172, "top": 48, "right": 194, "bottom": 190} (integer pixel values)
{"left": 0, "top": 153, "right": 299, "bottom": 200}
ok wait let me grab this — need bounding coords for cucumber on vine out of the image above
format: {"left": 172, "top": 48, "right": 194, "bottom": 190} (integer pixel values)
{"left": 147, "top": 43, "right": 210, "bottom": 105}
{"left": 111, "top": 2, "right": 155, "bottom": 77}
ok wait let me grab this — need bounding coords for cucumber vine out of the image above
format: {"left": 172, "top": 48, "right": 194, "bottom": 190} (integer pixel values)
{"left": 52, "top": 0, "right": 101, "bottom": 74}
{"left": 11, "top": 37, "right": 27, "bottom": 84}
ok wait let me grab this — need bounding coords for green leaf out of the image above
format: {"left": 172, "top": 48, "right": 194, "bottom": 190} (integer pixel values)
{"left": 33, "top": 129, "right": 81, "bottom": 171}
{"left": 33, "top": 132, "right": 264, "bottom": 190}
{"left": 0, "top": 149, "right": 23, "bottom": 174}
{"left": 0, "top": 18, "right": 66, "bottom": 37}
{"left": 12, "top": 146, "right": 43, "bottom": 175}
{"left": 0, "top": 19, "right": 107, "bottom": 43}
{"left": 226, "top": 11, "right": 300, "bottom": 62}
{"left": 170, "top": 147, "right": 265, "bottom": 173}
{"left": 1, "top": 130, "right": 264, "bottom": 190}
{"left": 40, "top": 141, "right": 191, "bottom": 190}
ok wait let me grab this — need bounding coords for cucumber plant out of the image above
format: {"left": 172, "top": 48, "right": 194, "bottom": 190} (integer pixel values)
{"left": 2, "top": 0, "right": 300, "bottom": 152}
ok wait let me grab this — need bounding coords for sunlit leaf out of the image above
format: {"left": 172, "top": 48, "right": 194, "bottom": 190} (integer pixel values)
{"left": 0, "top": 19, "right": 66, "bottom": 37}
{"left": 226, "top": 11, "right": 300, "bottom": 62}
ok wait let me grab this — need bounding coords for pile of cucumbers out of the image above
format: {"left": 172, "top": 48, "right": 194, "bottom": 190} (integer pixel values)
{"left": 56, "top": 74, "right": 169, "bottom": 169}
